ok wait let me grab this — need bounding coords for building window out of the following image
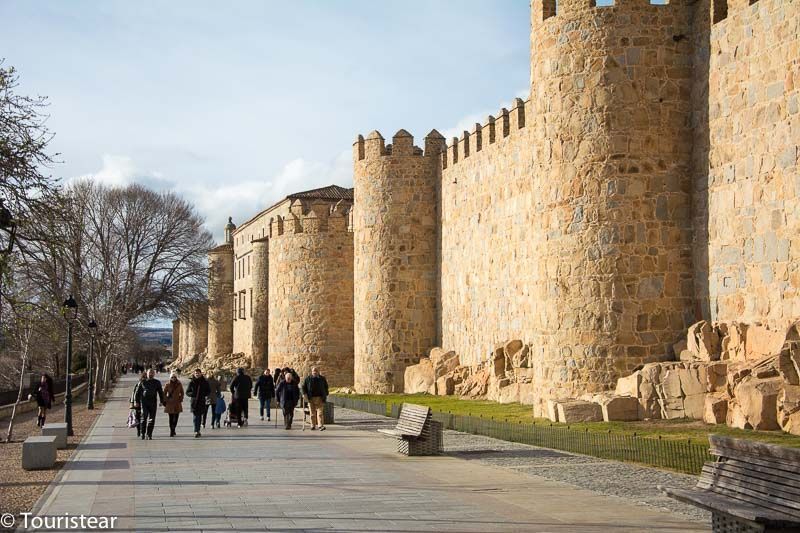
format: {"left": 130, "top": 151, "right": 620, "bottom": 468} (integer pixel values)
{"left": 233, "top": 295, "right": 237, "bottom": 321}
{"left": 247, "top": 256, "right": 251, "bottom": 275}
{"left": 249, "top": 289, "right": 253, "bottom": 318}
{"left": 239, "top": 291, "right": 246, "bottom": 319}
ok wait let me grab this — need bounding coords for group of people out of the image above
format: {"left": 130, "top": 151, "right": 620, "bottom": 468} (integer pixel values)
{"left": 128, "top": 366, "right": 329, "bottom": 437}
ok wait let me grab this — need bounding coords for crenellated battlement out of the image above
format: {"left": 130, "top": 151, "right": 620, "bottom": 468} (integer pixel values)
{"left": 353, "top": 129, "right": 446, "bottom": 162}
{"left": 444, "top": 97, "right": 527, "bottom": 170}
{"left": 532, "top": 0, "right": 687, "bottom": 25}
{"left": 269, "top": 206, "right": 352, "bottom": 238}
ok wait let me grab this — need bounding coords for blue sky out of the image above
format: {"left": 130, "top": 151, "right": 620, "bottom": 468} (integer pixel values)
{"left": 1, "top": 1, "right": 531, "bottom": 242}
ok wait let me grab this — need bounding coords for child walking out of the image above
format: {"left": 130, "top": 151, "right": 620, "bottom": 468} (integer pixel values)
{"left": 212, "top": 392, "right": 226, "bottom": 429}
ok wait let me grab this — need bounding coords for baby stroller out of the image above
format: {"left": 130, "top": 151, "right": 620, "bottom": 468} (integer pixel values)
{"left": 224, "top": 400, "right": 247, "bottom": 427}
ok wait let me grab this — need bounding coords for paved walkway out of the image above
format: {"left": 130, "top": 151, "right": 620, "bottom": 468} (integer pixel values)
{"left": 32, "top": 375, "right": 708, "bottom": 532}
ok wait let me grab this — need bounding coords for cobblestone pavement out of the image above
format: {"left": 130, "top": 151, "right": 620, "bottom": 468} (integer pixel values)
{"left": 336, "top": 409, "right": 709, "bottom": 523}
{"left": 31, "top": 376, "right": 709, "bottom": 532}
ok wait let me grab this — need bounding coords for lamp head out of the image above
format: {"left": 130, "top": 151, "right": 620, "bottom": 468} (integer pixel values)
{"left": 62, "top": 295, "right": 78, "bottom": 322}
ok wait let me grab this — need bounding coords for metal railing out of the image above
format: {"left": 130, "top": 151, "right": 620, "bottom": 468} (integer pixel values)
{"left": 331, "top": 395, "right": 712, "bottom": 475}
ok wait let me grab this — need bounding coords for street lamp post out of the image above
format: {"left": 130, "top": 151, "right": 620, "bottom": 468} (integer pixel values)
{"left": 87, "top": 319, "right": 98, "bottom": 410}
{"left": 62, "top": 295, "right": 78, "bottom": 436}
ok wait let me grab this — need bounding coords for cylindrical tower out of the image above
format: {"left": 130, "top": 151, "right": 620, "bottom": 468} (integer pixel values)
{"left": 184, "top": 300, "right": 209, "bottom": 359}
{"left": 268, "top": 204, "right": 354, "bottom": 386}
{"left": 526, "top": 0, "right": 695, "bottom": 415}
{"left": 250, "top": 237, "right": 269, "bottom": 370}
{"left": 352, "top": 129, "right": 444, "bottom": 393}
{"left": 207, "top": 242, "right": 234, "bottom": 358}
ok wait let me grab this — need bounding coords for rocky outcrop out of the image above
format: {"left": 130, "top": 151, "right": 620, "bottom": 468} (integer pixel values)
{"left": 612, "top": 320, "right": 800, "bottom": 435}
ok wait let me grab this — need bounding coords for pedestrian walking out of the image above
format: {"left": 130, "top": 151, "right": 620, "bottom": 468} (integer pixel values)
{"left": 275, "top": 371, "right": 300, "bottom": 430}
{"left": 135, "top": 369, "right": 165, "bottom": 440}
{"left": 212, "top": 392, "right": 226, "bottom": 429}
{"left": 302, "top": 367, "right": 329, "bottom": 431}
{"left": 31, "top": 373, "right": 54, "bottom": 427}
{"left": 129, "top": 372, "right": 146, "bottom": 437}
{"left": 229, "top": 368, "right": 252, "bottom": 426}
{"left": 186, "top": 368, "right": 211, "bottom": 438}
{"left": 253, "top": 368, "right": 275, "bottom": 421}
{"left": 206, "top": 374, "right": 222, "bottom": 428}
{"left": 163, "top": 372, "right": 184, "bottom": 437}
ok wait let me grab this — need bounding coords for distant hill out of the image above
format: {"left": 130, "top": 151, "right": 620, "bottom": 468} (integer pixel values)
{"left": 136, "top": 327, "right": 172, "bottom": 348}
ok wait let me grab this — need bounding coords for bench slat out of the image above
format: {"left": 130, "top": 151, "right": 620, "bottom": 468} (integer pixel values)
{"left": 696, "top": 479, "right": 800, "bottom": 519}
{"left": 661, "top": 487, "right": 800, "bottom": 527}
{"left": 710, "top": 435, "right": 800, "bottom": 465}
{"left": 700, "top": 464, "right": 800, "bottom": 511}
{"left": 713, "top": 460, "right": 800, "bottom": 492}
{"left": 710, "top": 444, "right": 800, "bottom": 476}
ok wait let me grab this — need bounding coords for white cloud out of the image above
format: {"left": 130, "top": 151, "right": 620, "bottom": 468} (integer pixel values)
{"left": 175, "top": 149, "right": 353, "bottom": 243}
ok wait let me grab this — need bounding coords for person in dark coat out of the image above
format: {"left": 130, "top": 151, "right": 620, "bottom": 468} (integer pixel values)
{"left": 302, "top": 367, "right": 330, "bottom": 431}
{"left": 129, "top": 372, "right": 146, "bottom": 436}
{"left": 32, "top": 373, "right": 54, "bottom": 427}
{"left": 252, "top": 368, "right": 275, "bottom": 421}
{"left": 135, "top": 369, "right": 165, "bottom": 440}
{"left": 275, "top": 371, "right": 300, "bottom": 430}
{"left": 204, "top": 374, "right": 221, "bottom": 428}
{"left": 186, "top": 368, "right": 211, "bottom": 438}
{"left": 229, "top": 367, "right": 252, "bottom": 426}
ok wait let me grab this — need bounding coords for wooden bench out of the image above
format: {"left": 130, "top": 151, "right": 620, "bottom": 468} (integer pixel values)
{"left": 378, "top": 403, "right": 442, "bottom": 456}
{"left": 659, "top": 435, "right": 800, "bottom": 533}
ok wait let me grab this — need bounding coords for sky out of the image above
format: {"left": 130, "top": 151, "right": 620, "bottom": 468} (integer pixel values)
{"left": 1, "top": 1, "right": 532, "bottom": 243}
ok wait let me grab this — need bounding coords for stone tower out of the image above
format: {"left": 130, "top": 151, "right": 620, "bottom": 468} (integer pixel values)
{"left": 352, "top": 130, "right": 445, "bottom": 393}
{"left": 207, "top": 217, "right": 235, "bottom": 358}
{"left": 171, "top": 319, "right": 180, "bottom": 362}
{"left": 525, "top": 0, "right": 696, "bottom": 413}
{"left": 268, "top": 201, "right": 354, "bottom": 386}
{"left": 249, "top": 236, "right": 269, "bottom": 369}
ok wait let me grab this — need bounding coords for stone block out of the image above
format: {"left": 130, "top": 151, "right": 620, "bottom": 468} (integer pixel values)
{"left": 703, "top": 394, "right": 728, "bottom": 425}
{"left": 22, "top": 436, "right": 57, "bottom": 470}
{"left": 435, "top": 375, "right": 454, "bottom": 396}
{"left": 615, "top": 372, "right": 641, "bottom": 397}
{"left": 518, "top": 383, "right": 536, "bottom": 405}
{"left": 686, "top": 321, "right": 720, "bottom": 361}
{"left": 683, "top": 393, "right": 706, "bottom": 420}
{"left": 496, "top": 383, "right": 519, "bottom": 404}
{"left": 556, "top": 400, "right": 602, "bottom": 423}
{"left": 599, "top": 396, "right": 640, "bottom": 422}
{"left": 546, "top": 399, "right": 560, "bottom": 422}
{"left": 777, "top": 385, "right": 800, "bottom": 435}
{"left": 746, "top": 325, "right": 786, "bottom": 360}
{"left": 404, "top": 358, "right": 435, "bottom": 394}
{"left": 511, "top": 345, "right": 530, "bottom": 368}
{"left": 433, "top": 351, "right": 460, "bottom": 379}
{"left": 733, "top": 377, "right": 783, "bottom": 430}
{"left": 41, "top": 423, "right": 68, "bottom": 449}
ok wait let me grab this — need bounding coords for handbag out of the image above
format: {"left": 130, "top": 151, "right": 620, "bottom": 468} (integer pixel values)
{"left": 127, "top": 409, "right": 138, "bottom": 428}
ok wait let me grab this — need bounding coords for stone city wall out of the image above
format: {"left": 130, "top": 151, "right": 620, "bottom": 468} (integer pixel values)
{"left": 703, "top": 0, "right": 800, "bottom": 328}
{"left": 440, "top": 0, "right": 697, "bottom": 415}
{"left": 268, "top": 207, "right": 354, "bottom": 386}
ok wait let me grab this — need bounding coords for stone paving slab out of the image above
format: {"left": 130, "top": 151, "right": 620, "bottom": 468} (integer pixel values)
{"left": 31, "top": 375, "right": 709, "bottom": 532}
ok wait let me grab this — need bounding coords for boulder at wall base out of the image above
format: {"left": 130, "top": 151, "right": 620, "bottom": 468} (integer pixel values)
{"left": 721, "top": 322, "right": 747, "bottom": 361}
{"left": 512, "top": 345, "right": 530, "bottom": 369}
{"left": 732, "top": 377, "right": 783, "bottom": 430}
{"left": 435, "top": 374, "right": 454, "bottom": 396}
{"left": 556, "top": 400, "right": 603, "bottom": 423}
{"left": 492, "top": 344, "right": 506, "bottom": 379}
{"left": 703, "top": 393, "right": 729, "bottom": 425}
{"left": 518, "top": 383, "right": 536, "bottom": 405}
{"left": 745, "top": 325, "right": 786, "bottom": 361}
{"left": 404, "top": 358, "right": 435, "bottom": 394}
{"left": 546, "top": 399, "right": 560, "bottom": 422}
{"left": 458, "top": 367, "right": 491, "bottom": 398}
{"left": 778, "top": 385, "right": 800, "bottom": 436}
{"left": 434, "top": 351, "right": 460, "bottom": 379}
{"left": 615, "top": 372, "right": 641, "bottom": 397}
{"left": 686, "top": 320, "right": 720, "bottom": 361}
{"left": 599, "top": 395, "right": 640, "bottom": 421}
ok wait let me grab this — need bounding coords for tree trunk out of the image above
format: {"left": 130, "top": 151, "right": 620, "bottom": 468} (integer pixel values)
{"left": 5, "top": 349, "right": 28, "bottom": 443}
